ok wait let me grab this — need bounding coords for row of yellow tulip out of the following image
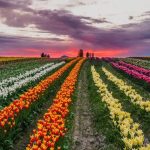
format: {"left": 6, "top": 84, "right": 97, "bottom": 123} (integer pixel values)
{"left": 26, "top": 58, "right": 85, "bottom": 150}
{"left": 91, "top": 66, "right": 150, "bottom": 149}
{"left": 102, "top": 67, "right": 150, "bottom": 112}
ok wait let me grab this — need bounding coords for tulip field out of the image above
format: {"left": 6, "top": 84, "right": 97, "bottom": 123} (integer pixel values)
{"left": 0, "top": 57, "right": 150, "bottom": 150}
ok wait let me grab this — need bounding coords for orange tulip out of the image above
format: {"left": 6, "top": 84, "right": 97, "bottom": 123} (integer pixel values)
{"left": 26, "top": 58, "right": 85, "bottom": 149}
{"left": 0, "top": 58, "right": 80, "bottom": 130}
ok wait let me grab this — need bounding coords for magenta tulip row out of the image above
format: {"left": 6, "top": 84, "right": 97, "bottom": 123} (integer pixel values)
{"left": 117, "top": 61, "right": 150, "bottom": 77}
{"left": 111, "top": 62, "right": 150, "bottom": 84}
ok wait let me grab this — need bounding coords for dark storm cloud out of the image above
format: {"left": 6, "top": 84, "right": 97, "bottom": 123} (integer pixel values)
{"left": 0, "top": 0, "right": 31, "bottom": 9}
{"left": 66, "top": 2, "right": 85, "bottom": 8}
{"left": 0, "top": 35, "right": 67, "bottom": 51}
{"left": 0, "top": 1, "right": 15, "bottom": 8}
{"left": 139, "top": 11, "right": 150, "bottom": 17}
{"left": 129, "top": 16, "right": 134, "bottom": 20}
{"left": 0, "top": 0, "right": 150, "bottom": 56}
{"left": 0, "top": 8, "right": 108, "bottom": 34}
{"left": 0, "top": 35, "right": 45, "bottom": 49}
{"left": 65, "top": 0, "right": 97, "bottom": 7}
{"left": 81, "top": 16, "right": 109, "bottom": 24}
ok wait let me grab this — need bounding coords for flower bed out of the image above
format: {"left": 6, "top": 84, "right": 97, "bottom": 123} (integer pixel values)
{"left": 0, "top": 62, "right": 65, "bottom": 99}
{"left": 0, "top": 58, "right": 79, "bottom": 129}
{"left": 102, "top": 67, "right": 150, "bottom": 112}
{"left": 111, "top": 62, "right": 150, "bottom": 84}
{"left": 26, "top": 58, "right": 85, "bottom": 150}
{"left": 91, "top": 65, "right": 150, "bottom": 149}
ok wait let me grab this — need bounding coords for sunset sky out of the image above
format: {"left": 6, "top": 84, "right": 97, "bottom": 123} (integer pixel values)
{"left": 0, "top": 0, "right": 150, "bottom": 57}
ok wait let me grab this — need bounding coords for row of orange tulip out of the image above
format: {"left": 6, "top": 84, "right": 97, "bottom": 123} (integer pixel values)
{"left": 0, "top": 58, "right": 80, "bottom": 130}
{"left": 26, "top": 58, "right": 85, "bottom": 150}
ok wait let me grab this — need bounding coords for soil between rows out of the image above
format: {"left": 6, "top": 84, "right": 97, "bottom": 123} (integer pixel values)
{"left": 72, "top": 62, "right": 106, "bottom": 150}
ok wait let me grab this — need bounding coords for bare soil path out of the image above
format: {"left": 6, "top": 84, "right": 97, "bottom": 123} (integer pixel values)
{"left": 72, "top": 62, "right": 106, "bottom": 150}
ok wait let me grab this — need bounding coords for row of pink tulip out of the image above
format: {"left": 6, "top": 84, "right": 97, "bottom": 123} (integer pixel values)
{"left": 117, "top": 61, "right": 150, "bottom": 76}
{"left": 111, "top": 62, "right": 150, "bottom": 84}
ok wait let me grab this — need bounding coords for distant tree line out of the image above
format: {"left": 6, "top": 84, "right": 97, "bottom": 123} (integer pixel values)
{"left": 78, "top": 49, "right": 84, "bottom": 57}
{"left": 78, "top": 49, "right": 95, "bottom": 58}
{"left": 86, "top": 52, "right": 94, "bottom": 58}
{"left": 40, "top": 49, "right": 95, "bottom": 58}
{"left": 41, "top": 52, "right": 50, "bottom": 58}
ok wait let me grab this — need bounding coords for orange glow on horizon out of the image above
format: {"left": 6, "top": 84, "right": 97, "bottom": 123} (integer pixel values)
{"left": 0, "top": 48, "right": 129, "bottom": 58}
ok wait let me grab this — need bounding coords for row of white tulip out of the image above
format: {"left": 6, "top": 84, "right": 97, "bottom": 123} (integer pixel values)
{"left": 0, "top": 63, "right": 54, "bottom": 88}
{"left": 102, "top": 67, "right": 150, "bottom": 112}
{"left": 0, "top": 61, "right": 65, "bottom": 99}
{"left": 91, "top": 66, "right": 150, "bottom": 149}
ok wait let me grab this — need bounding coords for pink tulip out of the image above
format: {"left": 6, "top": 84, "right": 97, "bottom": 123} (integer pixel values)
{"left": 111, "top": 62, "right": 150, "bottom": 84}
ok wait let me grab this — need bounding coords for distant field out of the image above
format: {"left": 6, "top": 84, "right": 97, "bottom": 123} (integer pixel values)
{"left": 129, "top": 57, "right": 150, "bottom": 60}
{"left": 0, "top": 57, "right": 62, "bottom": 66}
{"left": 0, "top": 57, "right": 39, "bottom": 65}
{"left": 0, "top": 57, "right": 28, "bottom": 62}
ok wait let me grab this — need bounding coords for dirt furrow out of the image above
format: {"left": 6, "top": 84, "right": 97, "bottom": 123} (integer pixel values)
{"left": 72, "top": 62, "right": 105, "bottom": 150}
